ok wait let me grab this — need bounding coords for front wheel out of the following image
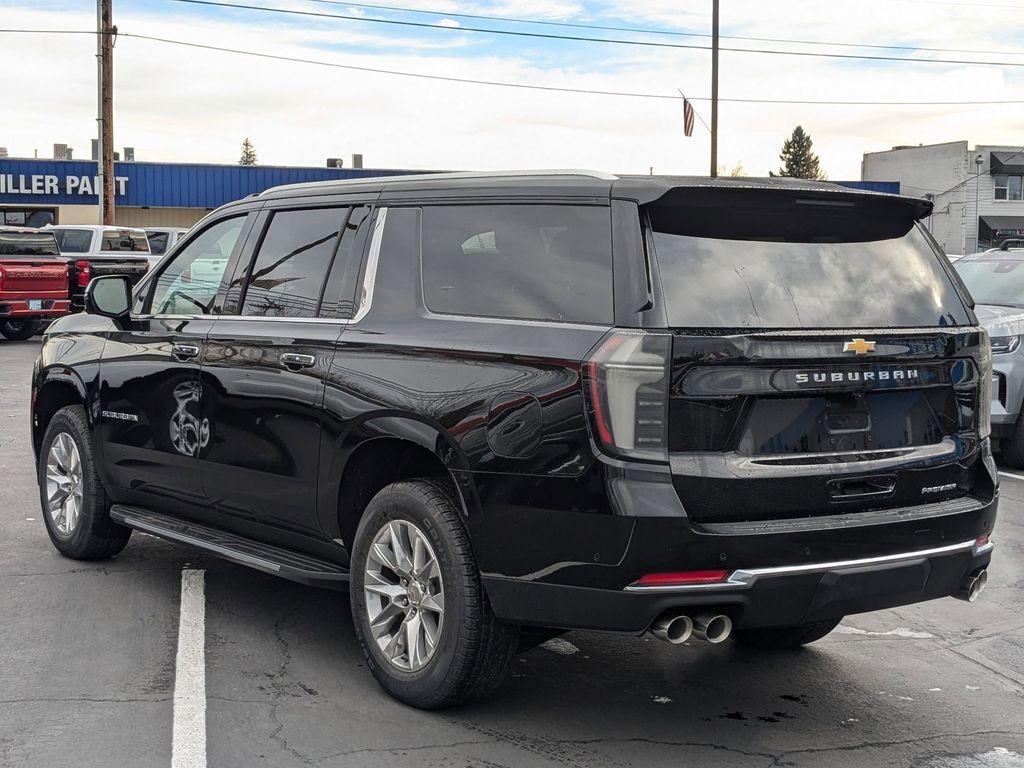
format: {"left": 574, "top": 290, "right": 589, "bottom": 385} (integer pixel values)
{"left": 38, "top": 405, "right": 132, "bottom": 559}
{"left": 732, "top": 617, "right": 843, "bottom": 650}
{"left": 349, "top": 479, "right": 519, "bottom": 709}
{"left": 0, "top": 319, "right": 40, "bottom": 340}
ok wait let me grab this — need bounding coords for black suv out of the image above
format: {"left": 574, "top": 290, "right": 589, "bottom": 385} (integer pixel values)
{"left": 31, "top": 171, "right": 997, "bottom": 708}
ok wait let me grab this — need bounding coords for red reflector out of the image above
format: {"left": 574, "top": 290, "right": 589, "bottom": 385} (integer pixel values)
{"left": 976, "top": 535, "right": 990, "bottom": 547}
{"left": 636, "top": 569, "right": 730, "bottom": 587}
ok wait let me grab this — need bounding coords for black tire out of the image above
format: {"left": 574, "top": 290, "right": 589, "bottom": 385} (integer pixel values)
{"left": 732, "top": 617, "right": 843, "bottom": 650}
{"left": 1001, "top": 422, "right": 1024, "bottom": 468}
{"left": 0, "top": 319, "right": 40, "bottom": 340}
{"left": 38, "top": 405, "right": 132, "bottom": 560}
{"left": 349, "top": 479, "right": 519, "bottom": 709}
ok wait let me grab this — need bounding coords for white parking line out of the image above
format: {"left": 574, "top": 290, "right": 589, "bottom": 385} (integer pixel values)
{"left": 172, "top": 569, "right": 206, "bottom": 768}
{"left": 999, "top": 471, "right": 1024, "bottom": 482}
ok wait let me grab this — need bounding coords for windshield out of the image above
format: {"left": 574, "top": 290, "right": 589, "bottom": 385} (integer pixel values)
{"left": 0, "top": 232, "right": 60, "bottom": 256}
{"left": 52, "top": 229, "right": 93, "bottom": 254}
{"left": 955, "top": 257, "right": 1024, "bottom": 307}
{"left": 650, "top": 204, "right": 970, "bottom": 329}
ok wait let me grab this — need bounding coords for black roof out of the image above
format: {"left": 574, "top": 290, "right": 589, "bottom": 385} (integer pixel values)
{"left": 253, "top": 170, "right": 932, "bottom": 218}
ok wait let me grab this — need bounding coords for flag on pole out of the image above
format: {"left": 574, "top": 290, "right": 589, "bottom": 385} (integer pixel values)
{"left": 683, "top": 99, "right": 695, "bottom": 137}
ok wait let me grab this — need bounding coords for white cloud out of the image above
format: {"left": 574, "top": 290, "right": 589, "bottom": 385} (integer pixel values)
{"left": 0, "top": 1, "right": 1022, "bottom": 179}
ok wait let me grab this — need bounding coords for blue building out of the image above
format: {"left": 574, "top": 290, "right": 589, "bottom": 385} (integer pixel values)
{"left": 0, "top": 156, "right": 899, "bottom": 229}
{"left": 0, "top": 157, "right": 421, "bottom": 228}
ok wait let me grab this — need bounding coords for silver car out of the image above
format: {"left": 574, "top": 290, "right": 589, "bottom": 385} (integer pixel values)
{"left": 956, "top": 247, "right": 1024, "bottom": 465}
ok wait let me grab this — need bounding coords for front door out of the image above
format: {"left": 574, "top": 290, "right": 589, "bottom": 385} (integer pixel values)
{"left": 97, "top": 213, "right": 253, "bottom": 524}
{"left": 199, "top": 204, "right": 370, "bottom": 540}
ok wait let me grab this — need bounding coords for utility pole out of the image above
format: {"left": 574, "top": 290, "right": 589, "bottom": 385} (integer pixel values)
{"left": 96, "top": 0, "right": 115, "bottom": 224}
{"left": 710, "top": 0, "right": 719, "bottom": 178}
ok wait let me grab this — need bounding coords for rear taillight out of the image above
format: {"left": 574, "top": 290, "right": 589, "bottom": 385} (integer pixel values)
{"left": 0, "top": 266, "right": 4, "bottom": 291}
{"left": 979, "top": 329, "right": 992, "bottom": 439}
{"left": 584, "top": 330, "right": 671, "bottom": 462}
{"left": 75, "top": 260, "right": 91, "bottom": 288}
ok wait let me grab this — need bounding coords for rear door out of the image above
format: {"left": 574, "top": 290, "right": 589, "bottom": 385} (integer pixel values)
{"left": 644, "top": 190, "right": 988, "bottom": 527}
{"left": 199, "top": 202, "right": 369, "bottom": 540}
{"left": 97, "top": 213, "right": 254, "bottom": 523}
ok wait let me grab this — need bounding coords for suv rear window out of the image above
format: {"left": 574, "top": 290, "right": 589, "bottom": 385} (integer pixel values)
{"left": 241, "top": 208, "right": 344, "bottom": 318}
{"left": 420, "top": 204, "right": 613, "bottom": 324}
{"left": 649, "top": 202, "right": 970, "bottom": 329}
{"left": 0, "top": 231, "right": 60, "bottom": 256}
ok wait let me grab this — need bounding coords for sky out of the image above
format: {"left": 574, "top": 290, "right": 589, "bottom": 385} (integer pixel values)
{"left": 2, "top": 0, "right": 1023, "bottom": 178}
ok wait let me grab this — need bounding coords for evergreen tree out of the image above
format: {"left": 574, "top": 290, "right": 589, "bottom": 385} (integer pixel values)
{"left": 773, "top": 126, "right": 825, "bottom": 180}
{"left": 239, "top": 137, "right": 258, "bottom": 166}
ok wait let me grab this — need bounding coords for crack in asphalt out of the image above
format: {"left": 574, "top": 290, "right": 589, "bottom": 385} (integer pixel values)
{"left": 313, "top": 738, "right": 501, "bottom": 763}
{"left": 766, "top": 730, "right": 1024, "bottom": 766}
{"left": 0, "top": 696, "right": 171, "bottom": 705}
{"left": 266, "top": 598, "right": 321, "bottom": 767}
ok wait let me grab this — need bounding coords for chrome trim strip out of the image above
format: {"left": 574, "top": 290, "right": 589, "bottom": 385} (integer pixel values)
{"left": 131, "top": 313, "right": 347, "bottom": 325}
{"left": 350, "top": 207, "right": 387, "bottom": 325}
{"left": 623, "top": 539, "right": 984, "bottom": 593}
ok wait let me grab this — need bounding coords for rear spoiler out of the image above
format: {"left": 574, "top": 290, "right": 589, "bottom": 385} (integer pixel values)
{"left": 612, "top": 176, "right": 933, "bottom": 221}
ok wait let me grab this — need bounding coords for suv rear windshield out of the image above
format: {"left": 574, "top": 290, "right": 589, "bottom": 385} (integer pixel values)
{"left": 0, "top": 232, "right": 60, "bottom": 256}
{"left": 649, "top": 200, "right": 970, "bottom": 329}
{"left": 52, "top": 229, "right": 93, "bottom": 254}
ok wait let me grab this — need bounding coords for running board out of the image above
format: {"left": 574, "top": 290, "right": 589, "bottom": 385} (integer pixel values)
{"left": 110, "top": 505, "right": 350, "bottom": 590}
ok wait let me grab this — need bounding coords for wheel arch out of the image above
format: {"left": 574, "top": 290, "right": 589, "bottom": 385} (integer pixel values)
{"left": 323, "top": 416, "right": 479, "bottom": 554}
{"left": 33, "top": 372, "right": 90, "bottom": 462}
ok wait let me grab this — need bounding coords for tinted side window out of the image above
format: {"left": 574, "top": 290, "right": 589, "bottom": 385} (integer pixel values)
{"left": 420, "top": 204, "right": 613, "bottom": 324}
{"left": 241, "top": 208, "right": 344, "bottom": 318}
{"left": 102, "top": 229, "right": 149, "bottom": 253}
{"left": 147, "top": 217, "right": 245, "bottom": 315}
{"left": 319, "top": 206, "right": 372, "bottom": 319}
{"left": 53, "top": 229, "right": 93, "bottom": 253}
{"left": 147, "top": 232, "right": 169, "bottom": 255}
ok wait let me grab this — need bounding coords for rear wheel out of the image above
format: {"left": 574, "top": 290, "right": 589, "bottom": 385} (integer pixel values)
{"left": 38, "top": 405, "right": 132, "bottom": 560}
{"left": 0, "top": 319, "right": 40, "bottom": 340}
{"left": 349, "top": 479, "right": 519, "bottom": 709}
{"left": 732, "top": 617, "right": 843, "bottom": 650}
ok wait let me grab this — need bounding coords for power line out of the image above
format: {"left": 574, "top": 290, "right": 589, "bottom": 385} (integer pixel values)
{"left": 163, "top": 0, "right": 1024, "bottom": 68}
{"left": 0, "top": 29, "right": 105, "bottom": 34}
{"left": 122, "top": 33, "right": 1024, "bottom": 106}
{"left": 300, "top": 0, "right": 1024, "bottom": 57}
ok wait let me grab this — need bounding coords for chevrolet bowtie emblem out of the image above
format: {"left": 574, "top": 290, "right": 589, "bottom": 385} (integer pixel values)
{"left": 843, "top": 338, "right": 877, "bottom": 355}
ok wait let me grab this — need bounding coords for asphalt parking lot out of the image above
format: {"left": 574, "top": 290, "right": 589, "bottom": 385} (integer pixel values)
{"left": 1, "top": 339, "right": 1022, "bottom": 768}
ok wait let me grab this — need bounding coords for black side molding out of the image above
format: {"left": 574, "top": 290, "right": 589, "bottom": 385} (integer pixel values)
{"left": 109, "top": 505, "right": 349, "bottom": 590}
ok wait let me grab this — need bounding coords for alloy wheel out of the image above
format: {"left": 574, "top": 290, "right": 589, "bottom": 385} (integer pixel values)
{"left": 45, "top": 432, "right": 84, "bottom": 536}
{"left": 363, "top": 519, "right": 445, "bottom": 672}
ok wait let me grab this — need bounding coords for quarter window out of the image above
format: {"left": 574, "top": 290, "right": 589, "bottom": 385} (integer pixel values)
{"left": 420, "top": 204, "right": 613, "bottom": 324}
{"left": 240, "top": 208, "right": 345, "bottom": 318}
{"left": 147, "top": 216, "right": 245, "bottom": 315}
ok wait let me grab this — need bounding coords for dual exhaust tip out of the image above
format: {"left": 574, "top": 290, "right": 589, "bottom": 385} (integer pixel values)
{"left": 651, "top": 612, "right": 732, "bottom": 645}
{"left": 954, "top": 568, "right": 988, "bottom": 603}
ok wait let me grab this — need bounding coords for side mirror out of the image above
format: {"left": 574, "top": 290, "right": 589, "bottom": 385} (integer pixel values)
{"left": 85, "top": 275, "right": 132, "bottom": 319}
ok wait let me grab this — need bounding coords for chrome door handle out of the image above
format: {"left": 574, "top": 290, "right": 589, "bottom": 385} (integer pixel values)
{"left": 171, "top": 343, "right": 201, "bottom": 361}
{"left": 280, "top": 352, "right": 317, "bottom": 370}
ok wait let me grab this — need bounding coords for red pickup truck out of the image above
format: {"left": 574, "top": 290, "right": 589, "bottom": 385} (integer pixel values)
{"left": 0, "top": 227, "right": 71, "bottom": 340}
